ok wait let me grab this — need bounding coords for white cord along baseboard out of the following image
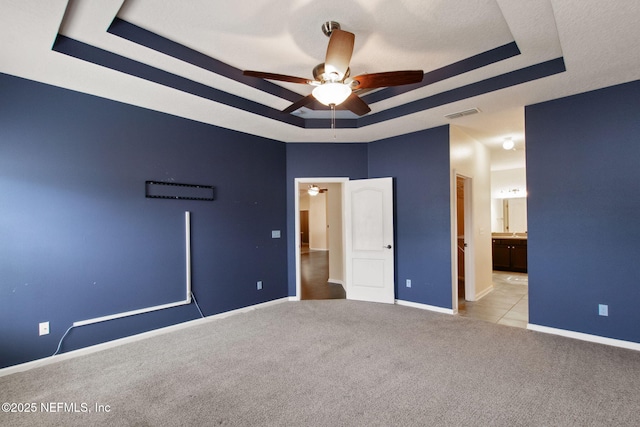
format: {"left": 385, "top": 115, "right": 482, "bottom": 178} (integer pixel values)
{"left": 73, "top": 211, "right": 193, "bottom": 327}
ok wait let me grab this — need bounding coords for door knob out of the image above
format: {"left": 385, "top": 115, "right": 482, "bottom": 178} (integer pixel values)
{"left": 384, "top": 245, "right": 392, "bottom": 249}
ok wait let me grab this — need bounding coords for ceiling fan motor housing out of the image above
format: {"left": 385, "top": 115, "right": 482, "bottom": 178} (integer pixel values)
{"left": 313, "top": 63, "right": 350, "bottom": 83}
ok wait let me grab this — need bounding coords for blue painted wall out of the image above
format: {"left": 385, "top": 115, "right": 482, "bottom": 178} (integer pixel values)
{"left": 0, "top": 73, "right": 288, "bottom": 368}
{"left": 526, "top": 80, "right": 640, "bottom": 343}
{"left": 285, "top": 143, "right": 369, "bottom": 296}
{"left": 285, "top": 128, "right": 452, "bottom": 308}
{"left": 4, "top": 67, "right": 638, "bottom": 370}
{"left": 368, "top": 127, "right": 453, "bottom": 308}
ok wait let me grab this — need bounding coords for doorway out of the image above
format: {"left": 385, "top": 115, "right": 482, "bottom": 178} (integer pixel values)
{"left": 456, "top": 176, "right": 466, "bottom": 301}
{"left": 294, "top": 177, "right": 396, "bottom": 303}
{"left": 452, "top": 173, "right": 474, "bottom": 311}
{"left": 298, "top": 208, "right": 341, "bottom": 298}
{"left": 295, "top": 178, "right": 348, "bottom": 300}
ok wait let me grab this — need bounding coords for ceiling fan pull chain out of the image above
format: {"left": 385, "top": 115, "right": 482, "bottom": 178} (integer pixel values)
{"left": 331, "top": 104, "right": 337, "bottom": 139}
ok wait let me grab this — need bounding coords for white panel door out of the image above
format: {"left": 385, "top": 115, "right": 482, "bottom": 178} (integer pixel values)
{"left": 345, "top": 177, "right": 395, "bottom": 303}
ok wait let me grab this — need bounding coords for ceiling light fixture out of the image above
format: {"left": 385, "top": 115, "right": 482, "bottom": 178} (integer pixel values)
{"left": 307, "top": 185, "right": 320, "bottom": 196}
{"left": 312, "top": 82, "right": 352, "bottom": 107}
{"left": 502, "top": 137, "right": 515, "bottom": 150}
{"left": 243, "top": 21, "right": 423, "bottom": 117}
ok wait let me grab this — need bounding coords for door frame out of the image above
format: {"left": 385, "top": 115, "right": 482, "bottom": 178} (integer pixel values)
{"left": 293, "top": 177, "right": 349, "bottom": 300}
{"left": 451, "top": 171, "right": 475, "bottom": 311}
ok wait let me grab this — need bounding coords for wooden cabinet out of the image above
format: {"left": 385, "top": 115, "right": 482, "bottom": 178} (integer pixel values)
{"left": 492, "top": 238, "right": 527, "bottom": 272}
{"left": 492, "top": 241, "right": 512, "bottom": 270}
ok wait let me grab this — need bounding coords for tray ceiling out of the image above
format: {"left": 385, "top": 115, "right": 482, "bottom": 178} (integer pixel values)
{"left": 1, "top": 0, "right": 638, "bottom": 169}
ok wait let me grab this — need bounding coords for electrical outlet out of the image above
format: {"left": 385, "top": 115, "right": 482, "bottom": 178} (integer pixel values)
{"left": 598, "top": 304, "right": 608, "bottom": 316}
{"left": 257, "top": 281, "right": 263, "bottom": 290}
{"left": 406, "top": 279, "right": 412, "bottom": 288}
{"left": 39, "top": 321, "right": 50, "bottom": 336}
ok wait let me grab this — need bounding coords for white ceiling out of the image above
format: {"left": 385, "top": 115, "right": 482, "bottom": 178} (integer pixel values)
{"left": 1, "top": 1, "right": 639, "bottom": 171}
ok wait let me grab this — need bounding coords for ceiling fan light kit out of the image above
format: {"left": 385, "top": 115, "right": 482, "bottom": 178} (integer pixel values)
{"left": 502, "top": 137, "right": 515, "bottom": 150}
{"left": 312, "top": 82, "right": 352, "bottom": 106}
{"left": 243, "top": 21, "right": 424, "bottom": 120}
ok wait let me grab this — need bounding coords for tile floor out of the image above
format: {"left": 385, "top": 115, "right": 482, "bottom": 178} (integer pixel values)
{"left": 300, "top": 246, "right": 529, "bottom": 328}
{"left": 457, "top": 271, "right": 529, "bottom": 328}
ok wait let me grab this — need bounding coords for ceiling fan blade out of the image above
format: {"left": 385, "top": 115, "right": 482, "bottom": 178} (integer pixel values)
{"left": 243, "top": 70, "right": 312, "bottom": 85}
{"left": 324, "top": 29, "right": 355, "bottom": 79}
{"left": 338, "top": 93, "right": 371, "bottom": 116}
{"left": 350, "top": 70, "right": 424, "bottom": 90}
{"left": 283, "top": 94, "right": 316, "bottom": 114}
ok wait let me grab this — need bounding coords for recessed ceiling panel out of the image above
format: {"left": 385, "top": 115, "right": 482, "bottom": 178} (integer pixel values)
{"left": 118, "top": 0, "right": 515, "bottom": 79}
{"left": 2, "top": 0, "right": 638, "bottom": 149}
{"left": 55, "top": 0, "right": 565, "bottom": 127}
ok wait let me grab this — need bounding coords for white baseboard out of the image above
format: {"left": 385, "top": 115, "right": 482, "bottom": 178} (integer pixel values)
{"left": 473, "top": 285, "right": 494, "bottom": 301}
{"left": 395, "top": 299, "right": 455, "bottom": 315}
{"left": 527, "top": 324, "right": 640, "bottom": 352}
{"left": 0, "top": 297, "right": 289, "bottom": 378}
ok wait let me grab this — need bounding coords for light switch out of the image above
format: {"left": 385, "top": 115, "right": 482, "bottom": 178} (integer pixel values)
{"left": 271, "top": 230, "right": 281, "bottom": 238}
{"left": 598, "top": 304, "right": 608, "bottom": 316}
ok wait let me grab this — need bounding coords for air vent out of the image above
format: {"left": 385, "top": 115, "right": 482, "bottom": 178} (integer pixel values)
{"left": 444, "top": 108, "right": 480, "bottom": 120}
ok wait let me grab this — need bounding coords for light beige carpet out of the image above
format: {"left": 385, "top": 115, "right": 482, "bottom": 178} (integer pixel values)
{"left": 1, "top": 300, "right": 639, "bottom": 426}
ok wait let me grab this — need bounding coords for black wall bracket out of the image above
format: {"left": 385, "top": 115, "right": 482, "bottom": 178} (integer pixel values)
{"left": 145, "top": 181, "right": 215, "bottom": 201}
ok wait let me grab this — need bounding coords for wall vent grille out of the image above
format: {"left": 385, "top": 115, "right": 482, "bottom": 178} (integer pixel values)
{"left": 445, "top": 108, "right": 480, "bottom": 119}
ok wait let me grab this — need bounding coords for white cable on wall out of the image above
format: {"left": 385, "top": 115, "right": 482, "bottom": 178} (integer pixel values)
{"left": 185, "top": 210, "right": 192, "bottom": 304}
{"left": 73, "top": 211, "right": 193, "bottom": 328}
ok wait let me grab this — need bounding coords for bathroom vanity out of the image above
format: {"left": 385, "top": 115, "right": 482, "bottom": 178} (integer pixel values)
{"left": 492, "top": 234, "right": 527, "bottom": 273}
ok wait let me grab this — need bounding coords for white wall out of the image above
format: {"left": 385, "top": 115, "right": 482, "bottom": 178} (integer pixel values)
{"left": 299, "top": 191, "right": 310, "bottom": 210}
{"left": 309, "top": 192, "right": 328, "bottom": 250}
{"left": 325, "top": 183, "right": 343, "bottom": 284}
{"left": 491, "top": 168, "right": 527, "bottom": 199}
{"left": 450, "top": 127, "right": 493, "bottom": 302}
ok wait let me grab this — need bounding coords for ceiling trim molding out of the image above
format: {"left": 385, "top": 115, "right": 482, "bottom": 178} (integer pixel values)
{"left": 52, "top": 33, "right": 565, "bottom": 130}
{"left": 107, "top": 18, "right": 523, "bottom": 109}
{"left": 107, "top": 17, "right": 302, "bottom": 104}
{"left": 361, "top": 41, "right": 521, "bottom": 104}
{"left": 358, "top": 57, "right": 566, "bottom": 126}
{"left": 302, "top": 57, "right": 565, "bottom": 128}
{"left": 52, "top": 10, "right": 566, "bottom": 132}
{"left": 52, "top": 35, "right": 304, "bottom": 128}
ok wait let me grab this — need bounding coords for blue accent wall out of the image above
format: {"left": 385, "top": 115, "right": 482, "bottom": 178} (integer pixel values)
{"left": 4, "top": 67, "right": 638, "bottom": 369}
{"left": 284, "top": 128, "right": 452, "bottom": 308}
{"left": 285, "top": 143, "right": 369, "bottom": 296}
{"left": 368, "top": 127, "right": 453, "bottom": 308}
{"left": 526, "top": 80, "right": 640, "bottom": 343}
{"left": 0, "top": 73, "right": 288, "bottom": 368}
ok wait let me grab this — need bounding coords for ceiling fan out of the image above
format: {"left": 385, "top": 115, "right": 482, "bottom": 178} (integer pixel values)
{"left": 306, "top": 185, "right": 327, "bottom": 196}
{"left": 243, "top": 21, "right": 424, "bottom": 116}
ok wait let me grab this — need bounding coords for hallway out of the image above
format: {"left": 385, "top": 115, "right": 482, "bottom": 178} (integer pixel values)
{"left": 457, "top": 271, "right": 529, "bottom": 328}
{"left": 300, "top": 246, "right": 345, "bottom": 300}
